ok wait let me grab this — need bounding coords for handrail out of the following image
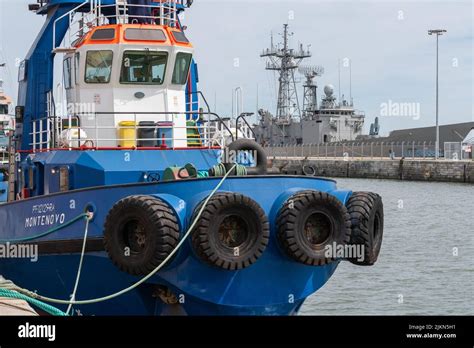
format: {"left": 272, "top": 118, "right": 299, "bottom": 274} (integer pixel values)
{"left": 235, "top": 113, "right": 256, "bottom": 140}
{"left": 29, "top": 111, "right": 235, "bottom": 151}
{"left": 53, "top": 0, "right": 186, "bottom": 51}
{"left": 53, "top": 0, "right": 91, "bottom": 50}
{"left": 78, "top": 111, "right": 234, "bottom": 141}
{"left": 186, "top": 91, "right": 211, "bottom": 115}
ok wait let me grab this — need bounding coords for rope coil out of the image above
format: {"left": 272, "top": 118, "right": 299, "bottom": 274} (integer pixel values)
{"left": 210, "top": 163, "right": 247, "bottom": 177}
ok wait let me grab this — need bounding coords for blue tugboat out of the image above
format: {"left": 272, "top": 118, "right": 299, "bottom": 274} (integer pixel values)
{"left": 0, "top": 0, "right": 384, "bottom": 316}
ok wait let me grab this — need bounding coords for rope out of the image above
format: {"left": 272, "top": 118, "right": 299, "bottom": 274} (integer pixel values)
{"left": 0, "top": 211, "right": 92, "bottom": 316}
{"left": 211, "top": 163, "right": 247, "bottom": 177}
{"left": 197, "top": 170, "right": 209, "bottom": 178}
{"left": 0, "top": 213, "right": 89, "bottom": 244}
{"left": 236, "top": 165, "right": 247, "bottom": 176}
{"left": 0, "top": 289, "right": 67, "bottom": 316}
{"left": 211, "top": 163, "right": 226, "bottom": 176}
{"left": 66, "top": 212, "right": 92, "bottom": 315}
{"left": 13, "top": 164, "right": 238, "bottom": 306}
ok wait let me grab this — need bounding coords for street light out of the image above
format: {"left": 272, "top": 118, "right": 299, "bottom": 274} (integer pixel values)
{"left": 428, "top": 29, "right": 447, "bottom": 160}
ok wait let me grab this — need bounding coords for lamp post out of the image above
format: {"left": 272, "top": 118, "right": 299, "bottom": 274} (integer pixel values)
{"left": 428, "top": 29, "right": 447, "bottom": 160}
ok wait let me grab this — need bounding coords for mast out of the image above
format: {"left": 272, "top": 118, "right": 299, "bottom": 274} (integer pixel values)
{"left": 349, "top": 59, "right": 352, "bottom": 106}
{"left": 261, "top": 24, "right": 311, "bottom": 123}
{"left": 338, "top": 59, "right": 341, "bottom": 106}
{"left": 299, "top": 65, "right": 324, "bottom": 120}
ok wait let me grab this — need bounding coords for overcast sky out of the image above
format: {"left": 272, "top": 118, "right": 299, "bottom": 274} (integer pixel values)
{"left": 0, "top": 0, "right": 472, "bottom": 135}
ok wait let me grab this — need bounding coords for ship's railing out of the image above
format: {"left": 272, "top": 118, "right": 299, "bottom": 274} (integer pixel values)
{"left": 0, "top": 150, "right": 8, "bottom": 165}
{"left": 235, "top": 113, "right": 256, "bottom": 140}
{"left": 54, "top": 0, "right": 186, "bottom": 51}
{"left": 262, "top": 141, "right": 473, "bottom": 160}
{"left": 29, "top": 111, "right": 234, "bottom": 151}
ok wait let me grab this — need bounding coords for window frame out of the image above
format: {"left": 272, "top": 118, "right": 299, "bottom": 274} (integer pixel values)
{"left": 84, "top": 50, "right": 114, "bottom": 84}
{"left": 74, "top": 52, "right": 80, "bottom": 86}
{"left": 172, "top": 52, "right": 193, "bottom": 85}
{"left": 63, "top": 57, "right": 72, "bottom": 90}
{"left": 119, "top": 50, "right": 169, "bottom": 85}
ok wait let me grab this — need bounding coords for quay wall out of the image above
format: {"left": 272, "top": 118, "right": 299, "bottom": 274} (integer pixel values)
{"left": 271, "top": 158, "right": 474, "bottom": 183}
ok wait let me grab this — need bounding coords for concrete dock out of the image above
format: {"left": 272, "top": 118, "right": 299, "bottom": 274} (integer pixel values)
{"left": 0, "top": 297, "right": 38, "bottom": 315}
{"left": 0, "top": 276, "right": 38, "bottom": 315}
{"left": 272, "top": 158, "right": 474, "bottom": 183}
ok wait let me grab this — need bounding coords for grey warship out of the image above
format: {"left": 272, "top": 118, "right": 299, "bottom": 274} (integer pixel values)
{"left": 254, "top": 24, "right": 368, "bottom": 146}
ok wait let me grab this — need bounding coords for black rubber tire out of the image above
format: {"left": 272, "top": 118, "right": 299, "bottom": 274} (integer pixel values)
{"left": 227, "top": 139, "right": 268, "bottom": 175}
{"left": 104, "top": 195, "right": 180, "bottom": 276}
{"left": 191, "top": 192, "right": 270, "bottom": 270}
{"left": 277, "top": 190, "right": 352, "bottom": 266}
{"left": 347, "top": 192, "right": 384, "bottom": 266}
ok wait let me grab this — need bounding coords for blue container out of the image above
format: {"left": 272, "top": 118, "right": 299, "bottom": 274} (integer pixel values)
{"left": 0, "top": 181, "right": 7, "bottom": 203}
{"left": 156, "top": 122, "right": 174, "bottom": 148}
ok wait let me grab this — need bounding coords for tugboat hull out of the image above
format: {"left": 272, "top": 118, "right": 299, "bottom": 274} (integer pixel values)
{"left": 0, "top": 176, "right": 350, "bottom": 315}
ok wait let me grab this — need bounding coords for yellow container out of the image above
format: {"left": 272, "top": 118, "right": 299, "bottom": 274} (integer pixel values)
{"left": 118, "top": 121, "right": 137, "bottom": 148}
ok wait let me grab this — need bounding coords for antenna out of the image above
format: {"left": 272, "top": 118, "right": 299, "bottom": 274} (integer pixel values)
{"left": 349, "top": 59, "right": 352, "bottom": 106}
{"left": 338, "top": 59, "right": 341, "bottom": 106}
{"left": 298, "top": 65, "right": 324, "bottom": 120}
{"left": 261, "top": 24, "right": 311, "bottom": 123}
{"left": 214, "top": 91, "right": 217, "bottom": 113}
{"left": 256, "top": 83, "right": 259, "bottom": 116}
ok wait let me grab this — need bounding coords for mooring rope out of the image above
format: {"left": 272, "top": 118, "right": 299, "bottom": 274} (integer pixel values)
{"left": 0, "top": 213, "right": 89, "bottom": 244}
{"left": 66, "top": 212, "right": 93, "bottom": 315}
{"left": 10, "top": 164, "right": 238, "bottom": 307}
{"left": 0, "top": 288, "right": 67, "bottom": 316}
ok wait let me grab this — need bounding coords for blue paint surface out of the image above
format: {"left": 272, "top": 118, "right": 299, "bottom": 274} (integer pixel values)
{"left": 0, "top": 175, "right": 351, "bottom": 315}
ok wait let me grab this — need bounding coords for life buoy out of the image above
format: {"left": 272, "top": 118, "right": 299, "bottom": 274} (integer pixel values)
{"left": 302, "top": 165, "right": 316, "bottom": 176}
{"left": 346, "top": 192, "right": 384, "bottom": 266}
{"left": 104, "top": 195, "right": 180, "bottom": 276}
{"left": 277, "top": 190, "right": 351, "bottom": 266}
{"left": 191, "top": 192, "right": 269, "bottom": 270}
{"left": 227, "top": 139, "right": 268, "bottom": 175}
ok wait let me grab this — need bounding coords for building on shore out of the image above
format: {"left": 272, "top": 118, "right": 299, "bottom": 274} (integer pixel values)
{"left": 359, "top": 122, "right": 474, "bottom": 145}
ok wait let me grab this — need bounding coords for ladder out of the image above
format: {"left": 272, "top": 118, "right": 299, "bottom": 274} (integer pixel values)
{"left": 7, "top": 135, "right": 16, "bottom": 202}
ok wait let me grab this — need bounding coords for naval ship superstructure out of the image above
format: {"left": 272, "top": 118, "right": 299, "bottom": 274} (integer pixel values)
{"left": 254, "top": 24, "right": 366, "bottom": 146}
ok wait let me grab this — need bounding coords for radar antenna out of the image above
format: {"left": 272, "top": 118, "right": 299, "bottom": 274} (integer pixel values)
{"left": 298, "top": 65, "right": 324, "bottom": 120}
{"left": 261, "top": 24, "right": 311, "bottom": 124}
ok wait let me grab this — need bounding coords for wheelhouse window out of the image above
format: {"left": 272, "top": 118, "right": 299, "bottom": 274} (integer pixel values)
{"left": 85, "top": 50, "right": 113, "bottom": 84}
{"left": 172, "top": 52, "right": 192, "bottom": 85}
{"left": 74, "top": 53, "right": 80, "bottom": 86}
{"left": 63, "top": 57, "right": 72, "bottom": 89}
{"left": 120, "top": 51, "right": 168, "bottom": 85}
